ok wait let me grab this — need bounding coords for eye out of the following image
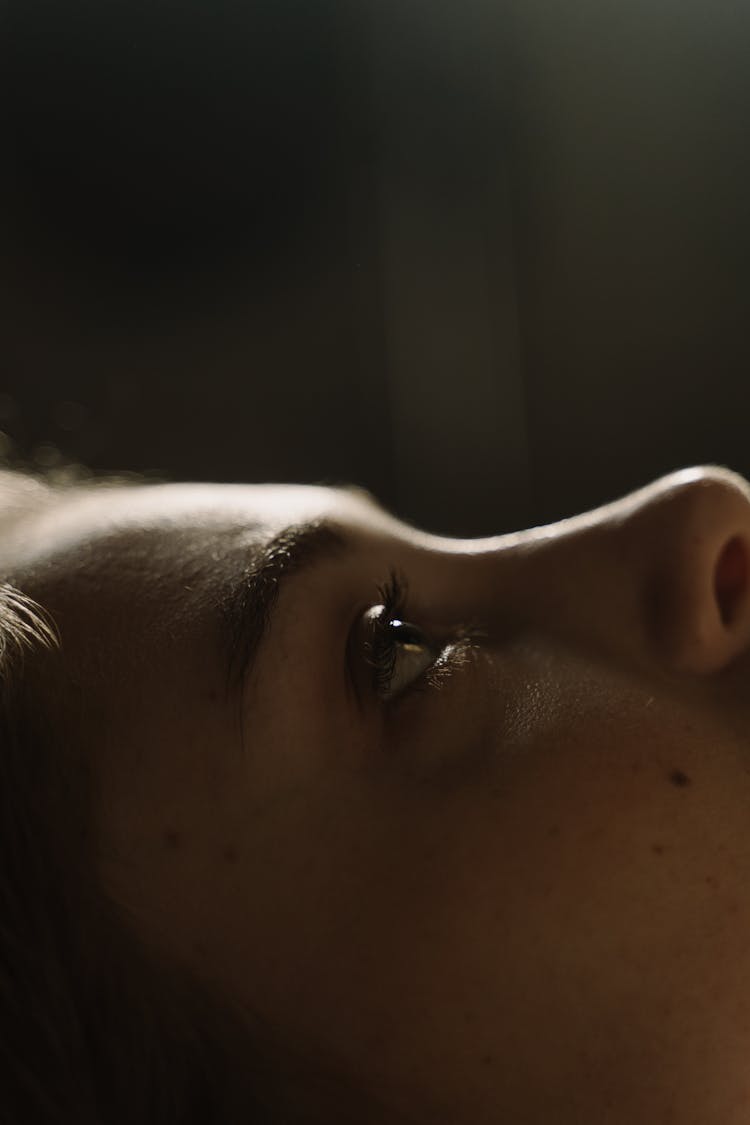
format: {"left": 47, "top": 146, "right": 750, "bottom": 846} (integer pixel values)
{"left": 358, "top": 570, "right": 445, "bottom": 704}
{"left": 353, "top": 569, "right": 483, "bottom": 708}
{"left": 364, "top": 604, "right": 442, "bottom": 703}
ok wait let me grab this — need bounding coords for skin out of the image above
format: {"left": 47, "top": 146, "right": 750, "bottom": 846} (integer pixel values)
{"left": 8, "top": 462, "right": 750, "bottom": 1123}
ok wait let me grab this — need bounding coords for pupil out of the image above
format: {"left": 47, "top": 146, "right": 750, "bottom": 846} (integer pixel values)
{"left": 390, "top": 619, "right": 423, "bottom": 646}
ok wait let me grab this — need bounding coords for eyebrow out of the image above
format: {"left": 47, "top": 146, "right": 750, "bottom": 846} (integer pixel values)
{"left": 220, "top": 517, "right": 350, "bottom": 693}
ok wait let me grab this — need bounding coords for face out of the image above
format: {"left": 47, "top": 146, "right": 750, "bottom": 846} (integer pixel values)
{"left": 11, "top": 464, "right": 750, "bottom": 1124}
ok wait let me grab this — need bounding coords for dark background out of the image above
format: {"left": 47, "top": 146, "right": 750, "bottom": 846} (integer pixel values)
{"left": 1, "top": 0, "right": 748, "bottom": 536}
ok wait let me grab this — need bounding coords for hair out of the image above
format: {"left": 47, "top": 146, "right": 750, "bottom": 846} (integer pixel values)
{"left": 0, "top": 470, "right": 413, "bottom": 1125}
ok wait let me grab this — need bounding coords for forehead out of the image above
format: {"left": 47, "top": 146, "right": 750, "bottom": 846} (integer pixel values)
{"left": 6, "top": 481, "right": 371, "bottom": 710}
{"left": 6, "top": 480, "right": 398, "bottom": 658}
{"left": 16, "top": 482, "right": 352, "bottom": 566}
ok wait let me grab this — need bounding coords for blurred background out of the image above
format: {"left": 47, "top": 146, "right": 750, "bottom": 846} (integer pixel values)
{"left": 0, "top": 0, "right": 748, "bottom": 536}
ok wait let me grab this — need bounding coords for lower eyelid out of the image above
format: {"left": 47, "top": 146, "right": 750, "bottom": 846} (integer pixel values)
{"left": 386, "top": 638, "right": 478, "bottom": 716}
{"left": 423, "top": 638, "right": 478, "bottom": 691}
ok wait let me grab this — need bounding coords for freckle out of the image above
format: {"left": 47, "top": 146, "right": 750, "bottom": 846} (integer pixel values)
{"left": 705, "top": 875, "right": 720, "bottom": 889}
{"left": 222, "top": 844, "right": 239, "bottom": 864}
{"left": 547, "top": 825, "right": 561, "bottom": 839}
{"left": 651, "top": 843, "right": 666, "bottom": 855}
{"left": 163, "top": 828, "right": 181, "bottom": 849}
{"left": 481, "top": 1054, "right": 494, "bottom": 1066}
{"left": 669, "top": 769, "right": 691, "bottom": 787}
{"left": 194, "top": 942, "right": 208, "bottom": 957}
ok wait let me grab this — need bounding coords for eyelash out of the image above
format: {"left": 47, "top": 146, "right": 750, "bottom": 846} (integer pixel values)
{"left": 367, "top": 570, "right": 421, "bottom": 700}
{"left": 365, "top": 569, "right": 477, "bottom": 705}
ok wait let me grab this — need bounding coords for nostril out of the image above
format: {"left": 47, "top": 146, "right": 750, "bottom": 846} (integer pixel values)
{"left": 714, "top": 536, "right": 748, "bottom": 625}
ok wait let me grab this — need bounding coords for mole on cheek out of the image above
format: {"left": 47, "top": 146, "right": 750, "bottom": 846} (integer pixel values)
{"left": 222, "top": 844, "right": 239, "bottom": 864}
{"left": 669, "top": 769, "right": 691, "bottom": 788}
{"left": 163, "top": 828, "right": 181, "bottom": 849}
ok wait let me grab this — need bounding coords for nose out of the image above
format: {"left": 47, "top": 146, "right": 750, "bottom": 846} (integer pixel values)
{"left": 473, "top": 465, "right": 750, "bottom": 680}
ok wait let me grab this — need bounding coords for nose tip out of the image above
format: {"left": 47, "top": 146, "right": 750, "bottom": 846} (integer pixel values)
{"left": 492, "top": 463, "right": 750, "bottom": 681}
{"left": 645, "top": 464, "right": 750, "bottom": 507}
{"left": 593, "top": 464, "right": 750, "bottom": 527}
{"left": 619, "top": 464, "right": 750, "bottom": 675}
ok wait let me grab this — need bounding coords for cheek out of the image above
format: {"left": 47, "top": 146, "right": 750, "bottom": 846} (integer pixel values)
{"left": 100, "top": 631, "right": 750, "bottom": 1125}
{"left": 204, "top": 718, "right": 750, "bottom": 1125}
{"left": 225, "top": 673, "right": 750, "bottom": 1120}
{"left": 432, "top": 691, "right": 750, "bottom": 1117}
{"left": 473, "top": 662, "right": 750, "bottom": 976}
